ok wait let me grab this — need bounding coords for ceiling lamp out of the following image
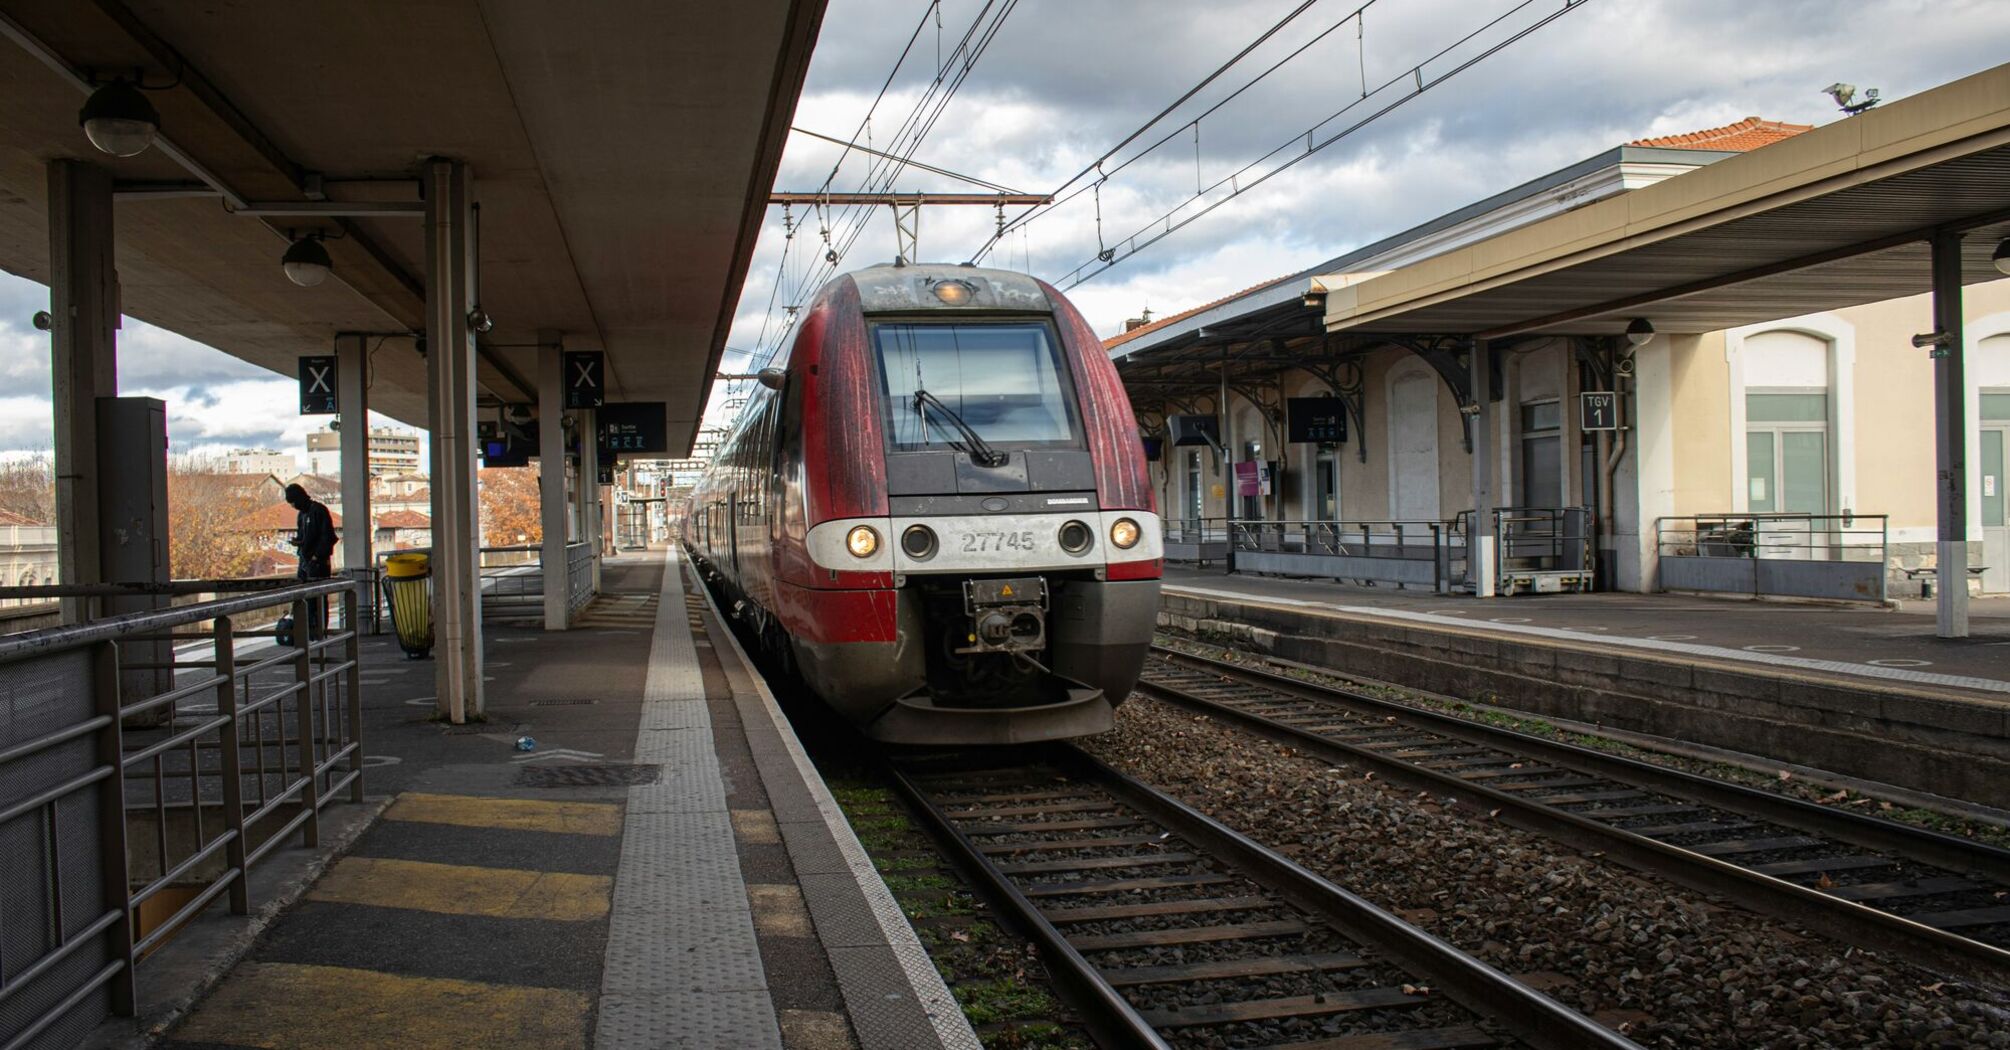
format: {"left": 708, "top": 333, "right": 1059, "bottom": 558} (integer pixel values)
{"left": 281, "top": 234, "right": 332, "bottom": 287}
{"left": 1625, "top": 317, "right": 1655, "bottom": 347}
{"left": 1994, "top": 238, "right": 2010, "bottom": 276}
{"left": 79, "top": 80, "right": 160, "bottom": 158}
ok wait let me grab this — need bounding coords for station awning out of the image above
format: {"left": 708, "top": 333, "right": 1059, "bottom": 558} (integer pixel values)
{"left": 0, "top": 1, "right": 823, "bottom": 454}
{"left": 1321, "top": 63, "right": 2010, "bottom": 339}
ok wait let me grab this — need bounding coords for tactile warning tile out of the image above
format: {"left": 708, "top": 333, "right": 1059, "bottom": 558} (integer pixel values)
{"left": 600, "top": 903, "right": 768, "bottom": 994}
{"left": 595, "top": 989, "right": 781, "bottom": 1050}
{"left": 642, "top": 698, "right": 710, "bottom": 730}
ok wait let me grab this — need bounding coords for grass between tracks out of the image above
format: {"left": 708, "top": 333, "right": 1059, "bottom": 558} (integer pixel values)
{"left": 1158, "top": 630, "right": 2010, "bottom": 853}
{"left": 826, "top": 781, "right": 1090, "bottom": 1050}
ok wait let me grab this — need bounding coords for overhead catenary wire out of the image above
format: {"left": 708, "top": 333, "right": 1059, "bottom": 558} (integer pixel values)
{"left": 745, "top": 0, "right": 1020, "bottom": 379}
{"left": 1054, "top": 0, "right": 1599, "bottom": 289}
{"left": 969, "top": 0, "right": 1357, "bottom": 265}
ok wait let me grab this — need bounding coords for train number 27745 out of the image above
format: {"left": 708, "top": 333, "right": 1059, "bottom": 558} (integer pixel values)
{"left": 961, "top": 530, "right": 1037, "bottom": 553}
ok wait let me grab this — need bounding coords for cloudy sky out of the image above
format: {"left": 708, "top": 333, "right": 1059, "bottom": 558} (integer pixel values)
{"left": 2, "top": 0, "right": 2006, "bottom": 455}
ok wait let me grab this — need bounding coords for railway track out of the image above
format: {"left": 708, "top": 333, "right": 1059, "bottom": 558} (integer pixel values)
{"left": 888, "top": 745, "right": 1641, "bottom": 1050}
{"left": 1138, "top": 646, "right": 2010, "bottom": 986}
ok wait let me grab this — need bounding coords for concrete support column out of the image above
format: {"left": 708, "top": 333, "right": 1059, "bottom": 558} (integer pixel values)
{"left": 47, "top": 160, "right": 117, "bottom": 625}
{"left": 537, "top": 333, "right": 569, "bottom": 630}
{"left": 1931, "top": 231, "right": 1969, "bottom": 638}
{"left": 579, "top": 408, "right": 601, "bottom": 594}
{"left": 1469, "top": 338, "right": 1497, "bottom": 598}
{"left": 424, "top": 158, "right": 483, "bottom": 721}
{"left": 336, "top": 333, "right": 372, "bottom": 603}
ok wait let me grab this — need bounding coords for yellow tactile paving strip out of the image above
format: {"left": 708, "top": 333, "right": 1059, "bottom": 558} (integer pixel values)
{"left": 172, "top": 792, "right": 623, "bottom": 1050}
{"left": 309, "top": 856, "right": 612, "bottom": 922}
{"left": 174, "top": 962, "right": 591, "bottom": 1050}
{"left": 384, "top": 791, "right": 622, "bottom": 837}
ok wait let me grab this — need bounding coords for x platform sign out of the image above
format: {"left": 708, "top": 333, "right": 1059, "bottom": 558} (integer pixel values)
{"left": 299, "top": 355, "right": 337, "bottom": 414}
{"left": 564, "top": 351, "right": 605, "bottom": 409}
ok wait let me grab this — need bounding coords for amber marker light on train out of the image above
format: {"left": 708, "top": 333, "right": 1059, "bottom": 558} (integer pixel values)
{"left": 846, "top": 525, "right": 880, "bottom": 558}
{"left": 1110, "top": 518, "right": 1140, "bottom": 549}
{"left": 931, "top": 280, "right": 974, "bottom": 306}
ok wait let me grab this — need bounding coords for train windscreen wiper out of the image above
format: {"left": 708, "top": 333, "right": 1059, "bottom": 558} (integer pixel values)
{"left": 913, "top": 388, "right": 1009, "bottom": 467}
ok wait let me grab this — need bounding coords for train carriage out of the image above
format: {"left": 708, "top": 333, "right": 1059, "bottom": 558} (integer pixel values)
{"left": 687, "top": 263, "right": 1161, "bottom": 745}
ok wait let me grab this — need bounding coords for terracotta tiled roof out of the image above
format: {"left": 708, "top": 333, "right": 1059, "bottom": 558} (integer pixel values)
{"left": 0, "top": 507, "right": 41, "bottom": 526}
{"left": 1103, "top": 275, "right": 1301, "bottom": 352}
{"left": 226, "top": 502, "right": 343, "bottom": 532}
{"left": 1629, "top": 116, "right": 1813, "bottom": 152}
{"left": 373, "top": 509, "right": 431, "bottom": 528}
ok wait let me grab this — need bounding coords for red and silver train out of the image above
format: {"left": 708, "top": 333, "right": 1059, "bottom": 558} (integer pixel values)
{"left": 686, "top": 263, "right": 1161, "bottom": 745}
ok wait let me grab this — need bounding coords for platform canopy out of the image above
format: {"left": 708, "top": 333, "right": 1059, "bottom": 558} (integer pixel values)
{"left": 1319, "top": 64, "right": 2010, "bottom": 340}
{"left": 0, "top": 0, "right": 823, "bottom": 454}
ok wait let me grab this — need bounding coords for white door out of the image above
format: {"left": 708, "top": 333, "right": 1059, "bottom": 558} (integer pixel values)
{"left": 1390, "top": 372, "right": 1439, "bottom": 521}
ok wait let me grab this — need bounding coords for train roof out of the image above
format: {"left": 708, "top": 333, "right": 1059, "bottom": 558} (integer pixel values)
{"left": 849, "top": 263, "right": 1053, "bottom": 314}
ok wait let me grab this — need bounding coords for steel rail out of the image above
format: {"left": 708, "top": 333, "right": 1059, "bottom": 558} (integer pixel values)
{"left": 890, "top": 744, "right": 1642, "bottom": 1050}
{"left": 1142, "top": 645, "right": 2010, "bottom": 986}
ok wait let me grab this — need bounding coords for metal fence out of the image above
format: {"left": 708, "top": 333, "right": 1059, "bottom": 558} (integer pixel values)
{"left": 1228, "top": 519, "right": 1457, "bottom": 591}
{"left": 0, "top": 579, "right": 363, "bottom": 1050}
{"left": 1656, "top": 513, "right": 1889, "bottom": 602}
{"left": 1162, "top": 518, "right": 1231, "bottom": 566}
{"left": 565, "top": 541, "right": 595, "bottom": 613}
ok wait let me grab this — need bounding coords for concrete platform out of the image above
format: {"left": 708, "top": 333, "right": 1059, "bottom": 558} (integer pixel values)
{"left": 1159, "top": 568, "right": 2010, "bottom": 809}
{"left": 128, "top": 550, "right": 976, "bottom": 1050}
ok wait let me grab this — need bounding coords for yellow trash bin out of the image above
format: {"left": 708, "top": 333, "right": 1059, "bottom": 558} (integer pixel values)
{"left": 382, "top": 552, "right": 434, "bottom": 658}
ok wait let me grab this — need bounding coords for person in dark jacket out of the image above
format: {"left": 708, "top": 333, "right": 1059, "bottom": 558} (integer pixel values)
{"left": 286, "top": 483, "right": 337, "bottom": 635}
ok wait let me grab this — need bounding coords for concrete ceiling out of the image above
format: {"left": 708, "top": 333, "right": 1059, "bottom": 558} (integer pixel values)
{"left": 0, "top": 0, "right": 825, "bottom": 454}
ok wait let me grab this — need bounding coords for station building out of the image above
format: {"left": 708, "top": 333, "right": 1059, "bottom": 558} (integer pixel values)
{"left": 1111, "top": 75, "right": 2010, "bottom": 605}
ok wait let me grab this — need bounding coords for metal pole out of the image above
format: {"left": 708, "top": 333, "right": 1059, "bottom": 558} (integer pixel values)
{"left": 344, "top": 588, "right": 365, "bottom": 803}
{"left": 214, "top": 616, "right": 249, "bottom": 914}
{"left": 1931, "top": 231, "right": 1969, "bottom": 638}
{"left": 1469, "top": 338, "right": 1497, "bottom": 598}
{"left": 92, "top": 641, "right": 136, "bottom": 1015}
{"left": 293, "top": 598, "right": 320, "bottom": 848}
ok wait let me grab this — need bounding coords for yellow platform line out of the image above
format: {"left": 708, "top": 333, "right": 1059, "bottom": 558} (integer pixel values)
{"left": 384, "top": 792, "right": 621, "bottom": 837}
{"left": 175, "top": 962, "right": 588, "bottom": 1050}
{"left": 308, "top": 856, "right": 611, "bottom": 922}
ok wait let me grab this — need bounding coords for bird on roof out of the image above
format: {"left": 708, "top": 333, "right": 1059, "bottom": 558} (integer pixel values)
{"left": 1822, "top": 83, "right": 1881, "bottom": 115}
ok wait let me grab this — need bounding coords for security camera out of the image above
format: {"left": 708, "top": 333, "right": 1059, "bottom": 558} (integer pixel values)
{"left": 1615, "top": 356, "right": 1636, "bottom": 376}
{"left": 31, "top": 311, "right": 52, "bottom": 331}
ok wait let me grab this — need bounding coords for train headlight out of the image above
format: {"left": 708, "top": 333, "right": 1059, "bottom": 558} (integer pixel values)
{"left": 931, "top": 279, "right": 974, "bottom": 306}
{"left": 1057, "top": 520, "right": 1093, "bottom": 554}
{"left": 901, "top": 525, "right": 937, "bottom": 559}
{"left": 1110, "top": 518, "right": 1141, "bottom": 550}
{"left": 846, "top": 525, "right": 881, "bottom": 558}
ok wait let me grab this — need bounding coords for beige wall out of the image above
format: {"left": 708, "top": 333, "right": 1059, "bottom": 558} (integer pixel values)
{"left": 1659, "top": 276, "right": 2010, "bottom": 535}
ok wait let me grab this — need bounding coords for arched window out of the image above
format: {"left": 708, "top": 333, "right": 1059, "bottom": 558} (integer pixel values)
{"left": 1726, "top": 315, "right": 1855, "bottom": 520}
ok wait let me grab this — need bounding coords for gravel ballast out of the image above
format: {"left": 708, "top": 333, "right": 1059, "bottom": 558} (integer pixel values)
{"left": 1084, "top": 697, "right": 2010, "bottom": 1048}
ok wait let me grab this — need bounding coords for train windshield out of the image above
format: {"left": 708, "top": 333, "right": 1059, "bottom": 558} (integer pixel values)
{"left": 873, "top": 322, "right": 1081, "bottom": 451}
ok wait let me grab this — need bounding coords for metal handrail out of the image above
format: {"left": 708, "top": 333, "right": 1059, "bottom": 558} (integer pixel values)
{"left": 0, "top": 579, "right": 365, "bottom": 1043}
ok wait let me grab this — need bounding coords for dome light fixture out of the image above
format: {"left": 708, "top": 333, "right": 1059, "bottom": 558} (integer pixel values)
{"left": 281, "top": 234, "right": 333, "bottom": 287}
{"left": 1625, "top": 317, "right": 1655, "bottom": 347}
{"left": 79, "top": 79, "right": 160, "bottom": 158}
{"left": 1994, "top": 237, "right": 2010, "bottom": 277}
